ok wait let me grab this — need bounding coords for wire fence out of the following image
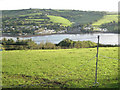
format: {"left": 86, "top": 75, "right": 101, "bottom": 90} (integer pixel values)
{"left": 4, "top": 54, "right": 118, "bottom": 88}
{"left": 99, "top": 54, "right": 119, "bottom": 60}
{"left": 2, "top": 36, "right": 119, "bottom": 88}
{"left": 53, "top": 56, "right": 96, "bottom": 80}
{"left": 7, "top": 53, "right": 118, "bottom": 88}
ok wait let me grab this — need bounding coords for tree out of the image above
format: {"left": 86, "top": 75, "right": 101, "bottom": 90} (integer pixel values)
{"left": 26, "top": 39, "right": 37, "bottom": 49}
{"left": 2, "top": 38, "right": 7, "bottom": 45}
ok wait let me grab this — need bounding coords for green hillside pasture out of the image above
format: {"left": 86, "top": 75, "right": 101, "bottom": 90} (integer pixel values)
{"left": 47, "top": 15, "right": 72, "bottom": 26}
{"left": 92, "top": 15, "right": 118, "bottom": 26}
{"left": 2, "top": 47, "right": 118, "bottom": 88}
{"left": 25, "top": 19, "right": 45, "bottom": 21}
{"left": 73, "top": 14, "right": 103, "bottom": 24}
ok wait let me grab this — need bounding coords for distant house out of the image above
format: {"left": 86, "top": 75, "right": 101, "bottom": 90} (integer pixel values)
{"left": 18, "top": 33, "right": 22, "bottom": 36}
{"left": 35, "top": 29, "right": 56, "bottom": 34}
{"left": 84, "top": 27, "right": 91, "bottom": 30}
{"left": 102, "top": 28, "right": 108, "bottom": 32}
{"left": 57, "top": 30, "right": 67, "bottom": 33}
{"left": 22, "top": 33, "right": 27, "bottom": 35}
{"left": 93, "top": 27, "right": 108, "bottom": 32}
{"left": 6, "top": 32, "right": 11, "bottom": 35}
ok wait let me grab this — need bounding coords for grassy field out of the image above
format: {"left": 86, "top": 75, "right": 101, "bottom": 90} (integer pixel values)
{"left": 92, "top": 15, "right": 118, "bottom": 26}
{"left": 19, "top": 14, "right": 72, "bottom": 27}
{"left": 2, "top": 47, "right": 118, "bottom": 88}
{"left": 25, "top": 19, "right": 45, "bottom": 21}
{"left": 47, "top": 15, "right": 72, "bottom": 26}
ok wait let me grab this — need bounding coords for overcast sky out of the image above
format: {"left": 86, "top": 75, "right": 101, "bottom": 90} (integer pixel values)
{"left": 0, "top": 0, "right": 119, "bottom": 11}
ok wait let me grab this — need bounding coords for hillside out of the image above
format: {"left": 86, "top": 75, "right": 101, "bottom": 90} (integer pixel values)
{"left": 47, "top": 15, "right": 72, "bottom": 26}
{"left": 2, "top": 9, "right": 105, "bottom": 25}
{"left": 2, "top": 8, "right": 119, "bottom": 35}
{"left": 92, "top": 15, "right": 118, "bottom": 32}
{"left": 2, "top": 47, "right": 118, "bottom": 88}
{"left": 92, "top": 15, "right": 118, "bottom": 26}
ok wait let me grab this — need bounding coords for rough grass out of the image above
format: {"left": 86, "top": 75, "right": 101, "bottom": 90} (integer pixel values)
{"left": 2, "top": 47, "right": 118, "bottom": 88}
{"left": 92, "top": 15, "right": 118, "bottom": 26}
{"left": 47, "top": 15, "right": 72, "bottom": 26}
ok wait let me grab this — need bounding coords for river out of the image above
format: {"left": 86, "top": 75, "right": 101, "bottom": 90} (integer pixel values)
{"left": 1, "top": 33, "right": 119, "bottom": 45}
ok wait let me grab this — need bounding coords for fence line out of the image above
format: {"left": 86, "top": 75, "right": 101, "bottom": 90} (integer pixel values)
{"left": 2, "top": 36, "right": 118, "bottom": 88}
{"left": 99, "top": 54, "right": 119, "bottom": 60}
{"left": 53, "top": 56, "right": 96, "bottom": 80}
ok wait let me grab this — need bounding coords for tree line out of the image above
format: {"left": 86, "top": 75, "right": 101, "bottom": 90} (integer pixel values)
{"left": 1, "top": 38, "right": 118, "bottom": 50}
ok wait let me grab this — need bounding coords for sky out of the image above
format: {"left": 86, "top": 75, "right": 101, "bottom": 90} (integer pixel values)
{"left": 0, "top": 0, "right": 119, "bottom": 12}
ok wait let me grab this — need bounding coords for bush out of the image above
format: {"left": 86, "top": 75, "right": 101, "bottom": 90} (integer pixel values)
{"left": 58, "top": 38, "right": 97, "bottom": 48}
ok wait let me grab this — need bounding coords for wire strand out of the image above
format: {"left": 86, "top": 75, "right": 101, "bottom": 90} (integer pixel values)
{"left": 99, "top": 54, "right": 119, "bottom": 60}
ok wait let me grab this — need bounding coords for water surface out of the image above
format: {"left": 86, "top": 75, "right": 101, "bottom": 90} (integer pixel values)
{"left": 2, "top": 33, "right": 119, "bottom": 45}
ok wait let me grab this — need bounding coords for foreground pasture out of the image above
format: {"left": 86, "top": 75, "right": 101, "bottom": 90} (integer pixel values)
{"left": 2, "top": 47, "right": 118, "bottom": 88}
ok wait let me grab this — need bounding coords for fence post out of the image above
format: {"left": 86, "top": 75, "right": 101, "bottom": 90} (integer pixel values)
{"left": 94, "top": 35, "right": 100, "bottom": 86}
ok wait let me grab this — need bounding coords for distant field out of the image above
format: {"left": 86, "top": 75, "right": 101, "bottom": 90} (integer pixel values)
{"left": 92, "top": 15, "right": 118, "bottom": 26}
{"left": 2, "top": 47, "right": 118, "bottom": 88}
{"left": 19, "top": 14, "right": 72, "bottom": 27}
{"left": 25, "top": 19, "right": 45, "bottom": 21}
{"left": 47, "top": 15, "right": 72, "bottom": 26}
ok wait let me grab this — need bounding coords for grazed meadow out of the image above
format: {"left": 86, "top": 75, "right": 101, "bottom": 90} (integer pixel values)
{"left": 2, "top": 47, "right": 118, "bottom": 88}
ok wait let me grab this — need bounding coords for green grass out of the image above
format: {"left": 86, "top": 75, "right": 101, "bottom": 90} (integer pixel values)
{"left": 25, "top": 19, "right": 45, "bottom": 21}
{"left": 92, "top": 15, "right": 118, "bottom": 26}
{"left": 2, "top": 47, "right": 118, "bottom": 88}
{"left": 47, "top": 15, "right": 72, "bottom": 26}
{"left": 19, "top": 14, "right": 72, "bottom": 27}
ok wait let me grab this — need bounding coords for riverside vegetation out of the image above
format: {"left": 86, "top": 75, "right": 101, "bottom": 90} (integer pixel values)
{"left": 1, "top": 38, "right": 97, "bottom": 50}
{"left": 1, "top": 38, "right": 117, "bottom": 50}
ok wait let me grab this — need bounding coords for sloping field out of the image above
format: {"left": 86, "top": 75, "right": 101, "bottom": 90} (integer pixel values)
{"left": 47, "top": 15, "right": 72, "bottom": 26}
{"left": 92, "top": 15, "right": 118, "bottom": 26}
{"left": 25, "top": 19, "right": 45, "bottom": 21}
{"left": 2, "top": 47, "right": 118, "bottom": 88}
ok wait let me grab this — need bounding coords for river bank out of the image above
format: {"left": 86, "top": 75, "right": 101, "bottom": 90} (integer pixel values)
{"left": 2, "top": 32, "right": 118, "bottom": 38}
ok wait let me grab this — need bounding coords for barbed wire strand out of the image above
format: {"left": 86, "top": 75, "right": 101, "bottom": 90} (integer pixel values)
{"left": 99, "top": 54, "right": 119, "bottom": 60}
{"left": 53, "top": 56, "right": 96, "bottom": 80}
